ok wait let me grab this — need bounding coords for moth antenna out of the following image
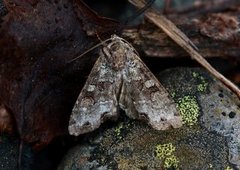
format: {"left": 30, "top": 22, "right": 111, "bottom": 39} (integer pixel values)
{"left": 95, "top": 32, "right": 103, "bottom": 42}
{"left": 124, "top": 0, "right": 156, "bottom": 25}
{"left": 95, "top": 32, "right": 109, "bottom": 47}
{"left": 68, "top": 37, "right": 112, "bottom": 63}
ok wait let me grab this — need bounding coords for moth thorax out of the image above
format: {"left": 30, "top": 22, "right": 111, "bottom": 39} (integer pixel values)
{"left": 103, "top": 42, "right": 127, "bottom": 70}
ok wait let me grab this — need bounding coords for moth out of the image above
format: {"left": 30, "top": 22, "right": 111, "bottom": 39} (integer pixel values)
{"left": 69, "top": 35, "right": 182, "bottom": 136}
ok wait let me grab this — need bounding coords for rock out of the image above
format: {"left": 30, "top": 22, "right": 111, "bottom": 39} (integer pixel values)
{"left": 58, "top": 67, "right": 239, "bottom": 170}
{"left": 160, "top": 68, "right": 240, "bottom": 168}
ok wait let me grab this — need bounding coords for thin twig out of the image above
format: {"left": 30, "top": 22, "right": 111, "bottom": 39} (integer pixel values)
{"left": 128, "top": 0, "right": 240, "bottom": 98}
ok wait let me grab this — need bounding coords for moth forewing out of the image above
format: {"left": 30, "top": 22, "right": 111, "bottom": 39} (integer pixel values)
{"left": 68, "top": 35, "right": 182, "bottom": 136}
{"left": 120, "top": 48, "right": 182, "bottom": 130}
{"left": 68, "top": 54, "right": 119, "bottom": 136}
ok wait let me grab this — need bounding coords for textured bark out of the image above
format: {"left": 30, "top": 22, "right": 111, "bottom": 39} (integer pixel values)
{"left": 123, "top": 10, "right": 240, "bottom": 62}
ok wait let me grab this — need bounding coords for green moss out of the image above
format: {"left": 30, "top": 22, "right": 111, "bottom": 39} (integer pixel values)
{"left": 155, "top": 143, "right": 179, "bottom": 169}
{"left": 177, "top": 96, "right": 200, "bottom": 126}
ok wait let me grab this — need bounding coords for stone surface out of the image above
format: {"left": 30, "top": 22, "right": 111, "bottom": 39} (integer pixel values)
{"left": 58, "top": 67, "right": 239, "bottom": 170}
{"left": 199, "top": 75, "right": 240, "bottom": 167}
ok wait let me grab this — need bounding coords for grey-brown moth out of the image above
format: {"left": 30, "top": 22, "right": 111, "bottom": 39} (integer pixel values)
{"left": 68, "top": 35, "right": 182, "bottom": 136}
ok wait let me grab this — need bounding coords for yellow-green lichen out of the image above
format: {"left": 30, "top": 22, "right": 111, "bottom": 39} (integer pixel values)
{"left": 155, "top": 143, "right": 175, "bottom": 159}
{"left": 209, "top": 163, "right": 213, "bottom": 168}
{"left": 164, "top": 155, "right": 179, "bottom": 169}
{"left": 192, "top": 71, "right": 208, "bottom": 92}
{"left": 155, "top": 143, "right": 179, "bottom": 169}
{"left": 192, "top": 71, "right": 199, "bottom": 78}
{"left": 114, "top": 123, "right": 123, "bottom": 138}
{"left": 171, "top": 91, "right": 176, "bottom": 98}
{"left": 177, "top": 96, "right": 200, "bottom": 126}
{"left": 224, "top": 166, "right": 233, "bottom": 170}
{"left": 197, "top": 77, "right": 208, "bottom": 92}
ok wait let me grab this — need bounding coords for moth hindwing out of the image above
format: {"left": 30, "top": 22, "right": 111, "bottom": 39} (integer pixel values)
{"left": 68, "top": 35, "right": 182, "bottom": 136}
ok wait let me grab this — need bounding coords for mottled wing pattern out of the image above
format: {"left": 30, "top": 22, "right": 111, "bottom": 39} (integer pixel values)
{"left": 68, "top": 52, "right": 120, "bottom": 136}
{"left": 69, "top": 35, "right": 182, "bottom": 136}
{"left": 120, "top": 51, "right": 182, "bottom": 130}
